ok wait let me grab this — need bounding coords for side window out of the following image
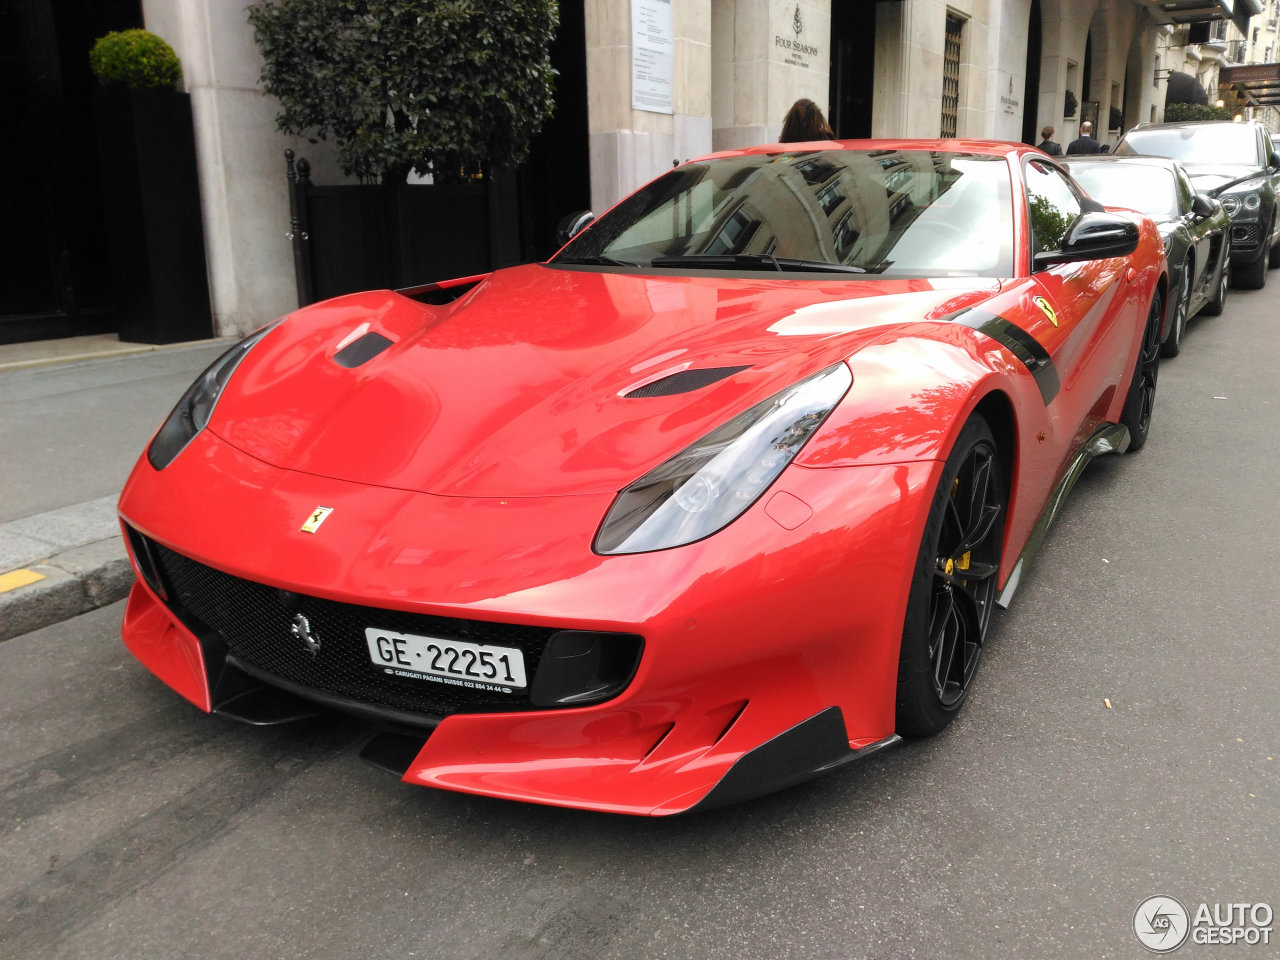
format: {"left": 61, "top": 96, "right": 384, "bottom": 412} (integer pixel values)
{"left": 1025, "top": 159, "right": 1083, "bottom": 261}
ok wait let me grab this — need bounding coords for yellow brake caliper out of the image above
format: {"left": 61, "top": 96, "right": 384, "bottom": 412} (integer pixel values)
{"left": 950, "top": 478, "right": 971, "bottom": 577}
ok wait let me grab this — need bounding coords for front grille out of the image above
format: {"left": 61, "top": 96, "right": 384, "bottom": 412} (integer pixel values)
{"left": 142, "top": 535, "right": 559, "bottom": 718}
{"left": 1232, "top": 222, "right": 1261, "bottom": 247}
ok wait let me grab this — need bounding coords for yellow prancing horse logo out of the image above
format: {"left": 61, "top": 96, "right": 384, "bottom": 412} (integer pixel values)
{"left": 1033, "top": 296, "right": 1058, "bottom": 327}
{"left": 301, "top": 506, "right": 334, "bottom": 533}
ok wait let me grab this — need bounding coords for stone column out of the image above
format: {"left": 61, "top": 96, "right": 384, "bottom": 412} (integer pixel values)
{"left": 585, "top": 0, "right": 713, "bottom": 213}
{"left": 710, "top": 0, "right": 832, "bottom": 151}
{"left": 142, "top": 0, "right": 339, "bottom": 336}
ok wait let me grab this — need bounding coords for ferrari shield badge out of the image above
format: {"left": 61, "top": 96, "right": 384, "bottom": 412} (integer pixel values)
{"left": 301, "top": 506, "right": 334, "bottom": 533}
{"left": 1033, "top": 296, "right": 1058, "bottom": 327}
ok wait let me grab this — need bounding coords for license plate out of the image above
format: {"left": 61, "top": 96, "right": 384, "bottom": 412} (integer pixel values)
{"left": 365, "top": 627, "right": 528, "bottom": 691}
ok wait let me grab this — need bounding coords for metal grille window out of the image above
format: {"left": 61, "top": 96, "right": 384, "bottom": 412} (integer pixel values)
{"left": 942, "top": 14, "right": 964, "bottom": 138}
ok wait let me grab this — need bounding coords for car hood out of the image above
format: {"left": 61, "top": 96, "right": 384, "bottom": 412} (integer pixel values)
{"left": 1181, "top": 164, "right": 1266, "bottom": 193}
{"left": 210, "top": 264, "right": 1000, "bottom": 497}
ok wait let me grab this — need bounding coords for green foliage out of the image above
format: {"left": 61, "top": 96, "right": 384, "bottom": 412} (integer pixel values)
{"left": 1163, "top": 102, "right": 1234, "bottom": 122}
{"left": 1064, "top": 89, "right": 1078, "bottom": 119}
{"left": 89, "top": 29, "right": 183, "bottom": 90}
{"left": 1029, "top": 194, "right": 1071, "bottom": 252}
{"left": 248, "top": 0, "right": 559, "bottom": 184}
{"left": 1108, "top": 106, "right": 1124, "bottom": 131}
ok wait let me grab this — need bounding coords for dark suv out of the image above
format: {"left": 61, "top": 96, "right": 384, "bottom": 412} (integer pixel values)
{"left": 1116, "top": 120, "right": 1280, "bottom": 288}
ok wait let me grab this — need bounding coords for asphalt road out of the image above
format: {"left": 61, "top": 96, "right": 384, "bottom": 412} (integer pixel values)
{"left": 0, "top": 343, "right": 230, "bottom": 523}
{"left": 2, "top": 284, "right": 1277, "bottom": 959}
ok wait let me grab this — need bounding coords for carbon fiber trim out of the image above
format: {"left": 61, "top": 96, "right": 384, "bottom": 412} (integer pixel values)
{"left": 625, "top": 365, "right": 750, "bottom": 398}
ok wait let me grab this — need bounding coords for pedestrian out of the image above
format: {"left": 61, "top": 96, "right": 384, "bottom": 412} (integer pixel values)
{"left": 779, "top": 98, "right": 835, "bottom": 143}
{"left": 1066, "top": 121, "right": 1102, "bottom": 155}
{"left": 1036, "top": 125, "right": 1062, "bottom": 156}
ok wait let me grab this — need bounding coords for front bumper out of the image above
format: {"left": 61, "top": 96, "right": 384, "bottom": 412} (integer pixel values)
{"left": 119, "top": 429, "right": 938, "bottom": 814}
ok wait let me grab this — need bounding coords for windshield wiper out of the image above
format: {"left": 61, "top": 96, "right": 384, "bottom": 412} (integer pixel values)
{"left": 555, "top": 254, "right": 639, "bottom": 267}
{"left": 649, "top": 254, "right": 867, "bottom": 274}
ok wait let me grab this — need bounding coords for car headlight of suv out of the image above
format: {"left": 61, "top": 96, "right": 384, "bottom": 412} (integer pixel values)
{"left": 595, "top": 363, "right": 852, "bottom": 554}
{"left": 1220, "top": 189, "right": 1262, "bottom": 219}
{"left": 147, "top": 322, "right": 280, "bottom": 470}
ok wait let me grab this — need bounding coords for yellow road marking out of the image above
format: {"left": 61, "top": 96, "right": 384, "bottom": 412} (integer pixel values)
{"left": 0, "top": 569, "right": 46, "bottom": 593}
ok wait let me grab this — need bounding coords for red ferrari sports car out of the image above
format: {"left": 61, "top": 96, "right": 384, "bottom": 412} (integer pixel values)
{"left": 119, "top": 140, "right": 1166, "bottom": 815}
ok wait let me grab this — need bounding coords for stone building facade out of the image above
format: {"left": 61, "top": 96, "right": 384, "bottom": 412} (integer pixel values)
{"left": 78, "top": 1, "right": 1273, "bottom": 337}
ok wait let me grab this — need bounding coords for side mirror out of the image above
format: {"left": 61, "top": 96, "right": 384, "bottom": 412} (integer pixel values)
{"left": 1033, "top": 212, "right": 1140, "bottom": 269}
{"left": 556, "top": 210, "right": 595, "bottom": 246}
{"left": 1191, "top": 193, "right": 1217, "bottom": 218}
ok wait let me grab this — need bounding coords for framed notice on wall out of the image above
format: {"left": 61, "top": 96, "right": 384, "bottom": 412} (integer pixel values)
{"left": 632, "top": 0, "right": 673, "bottom": 114}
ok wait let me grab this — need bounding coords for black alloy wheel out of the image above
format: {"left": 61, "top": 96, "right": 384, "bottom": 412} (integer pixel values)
{"left": 1161, "top": 260, "right": 1190, "bottom": 358}
{"left": 1120, "top": 291, "right": 1162, "bottom": 452}
{"left": 896, "top": 415, "right": 1006, "bottom": 736}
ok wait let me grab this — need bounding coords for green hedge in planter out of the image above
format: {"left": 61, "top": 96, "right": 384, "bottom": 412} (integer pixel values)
{"left": 248, "top": 0, "right": 558, "bottom": 184}
{"left": 89, "top": 29, "right": 182, "bottom": 90}
{"left": 1163, "top": 102, "right": 1234, "bottom": 122}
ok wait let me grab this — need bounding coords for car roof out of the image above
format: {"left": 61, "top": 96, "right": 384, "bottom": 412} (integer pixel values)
{"left": 1125, "top": 119, "right": 1264, "bottom": 132}
{"left": 1060, "top": 154, "right": 1179, "bottom": 169}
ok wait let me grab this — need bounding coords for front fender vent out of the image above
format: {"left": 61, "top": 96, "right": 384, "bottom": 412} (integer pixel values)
{"left": 625, "top": 365, "right": 750, "bottom": 398}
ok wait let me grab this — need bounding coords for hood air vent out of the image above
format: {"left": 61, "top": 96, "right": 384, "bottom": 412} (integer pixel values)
{"left": 625, "top": 365, "right": 751, "bottom": 399}
{"left": 333, "top": 332, "right": 394, "bottom": 368}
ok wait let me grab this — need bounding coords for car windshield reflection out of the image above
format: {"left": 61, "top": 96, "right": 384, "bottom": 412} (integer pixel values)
{"left": 1117, "top": 125, "right": 1262, "bottom": 166}
{"left": 554, "top": 150, "right": 1016, "bottom": 279}
{"left": 1066, "top": 163, "right": 1179, "bottom": 219}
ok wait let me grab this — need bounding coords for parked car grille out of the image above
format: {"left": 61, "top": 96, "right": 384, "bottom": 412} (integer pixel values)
{"left": 1232, "top": 222, "right": 1261, "bottom": 247}
{"left": 139, "top": 534, "right": 560, "bottom": 718}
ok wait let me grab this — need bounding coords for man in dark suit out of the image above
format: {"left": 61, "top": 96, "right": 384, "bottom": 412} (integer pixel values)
{"left": 1066, "top": 121, "right": 1102, "bottom": 155}
{"left": 1036, "top": 126, "right": 1062, "bottom": 156}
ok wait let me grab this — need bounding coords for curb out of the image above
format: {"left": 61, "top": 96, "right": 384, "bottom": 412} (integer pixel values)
{"left": 0, "top": 498, "right": 135, "bottom": 642}
{"left": 0, "top": 540, "right": 134, "bottom": 642}
{"left": 0, "top": 335, "right": 236, "bottom": 374}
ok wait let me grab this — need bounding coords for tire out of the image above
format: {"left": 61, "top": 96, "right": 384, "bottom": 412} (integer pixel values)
{"left": 1201, "top": 239, "right": 1230, "bottom": 317}
{"left": 1232, "top": 250, "right": 1267, "bottom": 289}
{"left": 1270, "top": 229, "right": 1280, "bottom": 269}
{"left": 1160, "top": 259, "right": 1190, "bottom": 358}
{"left": 1120, "top": 290, "right": 1162, "bottom": 453}
{"left": 896, "top": 415, "right": 1006, "bottom": 737}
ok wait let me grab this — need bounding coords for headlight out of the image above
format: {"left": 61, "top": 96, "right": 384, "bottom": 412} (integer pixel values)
{"left": 147, "top": 322, "right": 280, "bottom": 470}
{"left": 594, "top": 363, "right": 852, "bottom": 554}
{"left": 1220, "top": 188, "right": 1263, "bottom": 218}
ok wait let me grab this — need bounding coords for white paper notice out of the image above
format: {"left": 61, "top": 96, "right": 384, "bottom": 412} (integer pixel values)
{"left": 632, "top": 0, "right": 674, "bottom": 115}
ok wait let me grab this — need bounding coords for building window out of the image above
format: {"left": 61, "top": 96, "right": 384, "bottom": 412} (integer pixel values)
{"left": 942, "top": 13, "right": 964, "bottom": 138}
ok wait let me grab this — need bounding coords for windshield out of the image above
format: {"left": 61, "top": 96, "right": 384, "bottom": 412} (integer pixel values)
{"left": 1066, "top": 162, "right": 1179, "bottom": 219}
{"left": 554, "top": 150, "right": 1015, "bottom": 278}
{"left": 1116, "top": 125, "right": 1262, "bottom": 167}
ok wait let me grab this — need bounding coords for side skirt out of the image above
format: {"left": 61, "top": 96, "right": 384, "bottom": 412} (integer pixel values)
{"left": 996, "top": 422, "right": 1130, "bottom": 609}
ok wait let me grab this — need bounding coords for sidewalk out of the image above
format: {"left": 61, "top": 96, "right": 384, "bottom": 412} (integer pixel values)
{"left": 0, "top": 333, "right": 233, "bottom": 641}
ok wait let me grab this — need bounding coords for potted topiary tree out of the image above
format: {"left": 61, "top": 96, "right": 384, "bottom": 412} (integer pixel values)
{"left": 247, "top": 0, "right": 558, "bottom": 300}
{"left": 90, "top": 29, "right": 212, "bottom": 343}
